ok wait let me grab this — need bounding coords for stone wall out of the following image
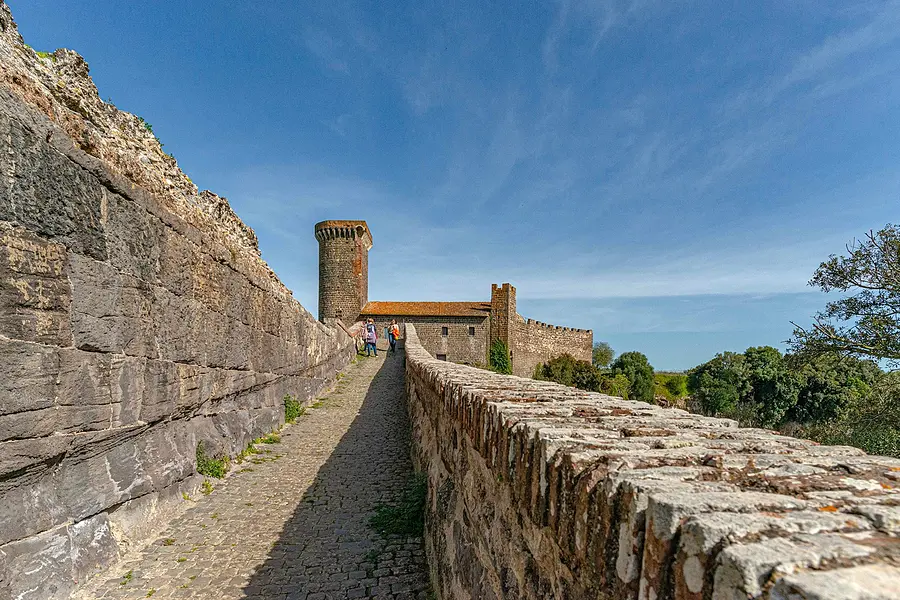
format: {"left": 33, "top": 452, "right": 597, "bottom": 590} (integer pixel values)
{"left": 512, "top": 316, "right": 593, "bottom": 378}
{"left": 0, "top": 5, "right": 356, "bottom": 598}
{"left": 404, "top": 324, "right": 900, "bottom": 600}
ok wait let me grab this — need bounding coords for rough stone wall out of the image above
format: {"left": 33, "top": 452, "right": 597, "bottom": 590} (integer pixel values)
{"left": 512, "top": 316, "right": 593, "bottom": 378}
{"left": 404, "top": 324, "right": 900, "bottom": 600}
{"left": 363, "top": 317, "right": 488, "bottom": 363}
{"left": 0, "top": 5, "right": 356, "bottom": 598}
{"left": 315, "top": 221, "right": 371, "bottom": 324}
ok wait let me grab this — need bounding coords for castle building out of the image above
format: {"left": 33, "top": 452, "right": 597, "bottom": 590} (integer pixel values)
{"left": 315, "top": 220, "right": 592, "bottom": 377}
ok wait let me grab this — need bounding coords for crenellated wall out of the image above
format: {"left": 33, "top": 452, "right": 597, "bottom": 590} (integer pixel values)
{"left": 0, "top": 6, "right": 357, "bottom": 598}
{"left": 404, "top": 324, "right": 900, "bottom": 600}
{"left": 513, "top": 316, "right": 592, "bottom": 378}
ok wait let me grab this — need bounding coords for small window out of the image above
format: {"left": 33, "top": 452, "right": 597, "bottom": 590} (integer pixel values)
{"left": 436, "top": 354, "right": 447, "bottom": 361}
{"left": 468, "top": 326, "right": 476, "bottom": 336}
{"left": 441, "top": 326, "right": 449, "bottom": 336}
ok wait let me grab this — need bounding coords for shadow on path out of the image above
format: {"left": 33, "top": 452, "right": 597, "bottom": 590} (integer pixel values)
{"left": 242, "top": 349, "right": 429, "bottom": 600}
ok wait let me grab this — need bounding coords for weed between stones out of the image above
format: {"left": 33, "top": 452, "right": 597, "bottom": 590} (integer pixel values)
{"left": 368, "top": 474, "right": 427, "bottom": 537}
{"left": 196, "top": 441, "right": 229, "bottom": 478}
{"left": 120, "top": 570, "right": 133, "bottom": 586}
{"left": 201, "top": 480, "right": 213, "bottom": 495}
{"left": 284, "top": 394, "right": 305, "bottom": 422}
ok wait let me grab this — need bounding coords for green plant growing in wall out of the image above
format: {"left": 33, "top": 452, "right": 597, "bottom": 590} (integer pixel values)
{"left": 196, "top": 441, "right": 229, "bottom": 478}
{"left": 137, "top": 116, "right": 153, "bottom": 133}
{"left": 489, "top": 340, "right": 512, "bottom": 375}
{"left": 283, "top": 394, "right": 304, "bottom": 423}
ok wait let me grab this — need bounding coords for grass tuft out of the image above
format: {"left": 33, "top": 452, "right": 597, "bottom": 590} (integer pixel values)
{"left": 368, "top": 474, "right": 427, "bottom": 537}
{"left": 196, "top": 441, "right": 229, "bottom": 478}
{"left": 284, "top": 394, "right": 304, "bottom": 423}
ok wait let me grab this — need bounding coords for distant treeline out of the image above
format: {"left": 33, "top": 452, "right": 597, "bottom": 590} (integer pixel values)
{"left": 533, "top": 223, "right": 900, "bottom": 458}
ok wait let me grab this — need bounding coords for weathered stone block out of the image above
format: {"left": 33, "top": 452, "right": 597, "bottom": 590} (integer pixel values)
{"left": 769, "top": 564, "right": 900, "bottom": 600}
{"left": 0, "top": 224, "right": 72, "bottom": 345}
{"left": 68, "top": 253, "right": 157, "bottom": 356}
{"left": 0, "top": 109, "right": 107, "bottom": 261}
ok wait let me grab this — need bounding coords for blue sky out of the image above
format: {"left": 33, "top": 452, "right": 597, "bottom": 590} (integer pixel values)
{"left": 11, "top": 0, "right": 900, "bottom": 370}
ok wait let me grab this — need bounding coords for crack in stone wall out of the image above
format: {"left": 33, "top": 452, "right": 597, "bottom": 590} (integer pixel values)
{"left": 404, "top": 324, "right": 900, "bottom": 600}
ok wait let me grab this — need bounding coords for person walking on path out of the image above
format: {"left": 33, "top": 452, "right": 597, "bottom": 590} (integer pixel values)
{"left": 365, "top": 318, "right": 378, "bottom": 356}
{"left": 388, "top": 320, "right": 400, "bottom": 354}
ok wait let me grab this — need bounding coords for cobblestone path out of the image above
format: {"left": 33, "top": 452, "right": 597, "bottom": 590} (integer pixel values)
{"left": 76, "top": 351, "right": 429, "bottom": 600}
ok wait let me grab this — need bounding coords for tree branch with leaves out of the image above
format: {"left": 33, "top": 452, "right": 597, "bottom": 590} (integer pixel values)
{"left": 790, "top": 224, "right": 900, "bottom": 369}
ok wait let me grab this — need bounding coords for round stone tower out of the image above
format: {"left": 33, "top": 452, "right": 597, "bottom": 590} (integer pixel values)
{"left": 315, "top": 220, "right": 373, "bottom": 324}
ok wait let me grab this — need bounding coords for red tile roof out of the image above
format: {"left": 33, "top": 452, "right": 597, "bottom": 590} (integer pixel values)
{"left": 360, "top": 301, "right": 491, "bottom": 318}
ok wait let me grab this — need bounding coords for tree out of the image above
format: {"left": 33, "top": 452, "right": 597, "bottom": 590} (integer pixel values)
{"left": 786, "top": 354, "right": 881, "bottom": 424}
{"left": 573, "top": 360, "right": 601, "bottom": 392}
{"left": 800, "top": 372, "right": 900, "bottom": 458}
{"left": 542, "top": 353, "right": 576, "bottom": 386}
{"left": 610, "top": 351, "right": 655, "bottom": 403}
{"left": 489, "top": 340, "right": 511, "bottom": 374}
{"left": 790, "top": 224, "right": 900, "bottom": 367}
{"left": 537, "top": 354, "right": 601, "bottom": 391}
{"left": 687, "top": 352, "right": 748, "bottom": 417}
{"left": 592, "top": 342, "right": 614, "bottom": 368}
{"left": 742, "top": 346, "right": 800, "bottom": 428}
{"left": 600, "top": 373, "right": 631, "bottom": 399}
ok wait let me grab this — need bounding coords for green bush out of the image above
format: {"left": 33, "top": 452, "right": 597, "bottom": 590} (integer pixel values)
{"left": 794, "top": 374, "right": 900, "bottom": 458}
{"left": 599, "top": 373, "right": 630, "bottom": 399}
{"left": 137, "top": 116, "right": 153, "bottom": 133}
{"left": 663, "top": 373, "right": 687, "bottom": 398}
{"left": 283, "top": 394, "right": 304, "bottom": 423}
{"left": 196, "top": 441, "right": 228, "bottom": 479}
{"left": 611, "top": 351, "right": 655, "bottom": 403}
{"left": 489, "top": 340, "right": 512, "bottom": 375}
{"left": 541, "top": 353, "right": 576, "bottom": 386}
{"left": 573, "top": 360, "right": 601, "bottom": 391}
{"left": 535, "top": 354, "right": 601, "bottom": 391}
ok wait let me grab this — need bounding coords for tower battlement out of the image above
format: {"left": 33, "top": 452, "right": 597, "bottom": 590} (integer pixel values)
{"left": 314, "top": 220, "right": 373, "bottom": 248}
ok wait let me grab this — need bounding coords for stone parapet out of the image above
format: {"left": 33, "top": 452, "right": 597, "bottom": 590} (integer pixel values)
{"left": 404, "top": 324, "right": 900, "bottom": 600}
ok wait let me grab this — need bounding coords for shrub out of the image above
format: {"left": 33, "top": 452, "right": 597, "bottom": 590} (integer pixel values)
{"left": 489, "top": 340, "right": 511, "bottom": 374}
{"left": 196, "top": 441, "right": 228, "bottom": 479}
{"left": 137, "top": 116, "right": 153, "bottom": 133}
{"left": 283, "top": 394, "right": 303, "bottom": 423}
{"left": 663, "top": 373, "right": 687, "bottom": 398}
{"left": 541, "top": 353, "right": 576, "bottom": 386}
{"left": 572, "top": 360, "right": 601, "bottom": 391}
{"left": 611, "top": 351, "right": 655, "bottom": 403}
{"left": 600, "top": 373, "right": 631, "bottom": 399}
